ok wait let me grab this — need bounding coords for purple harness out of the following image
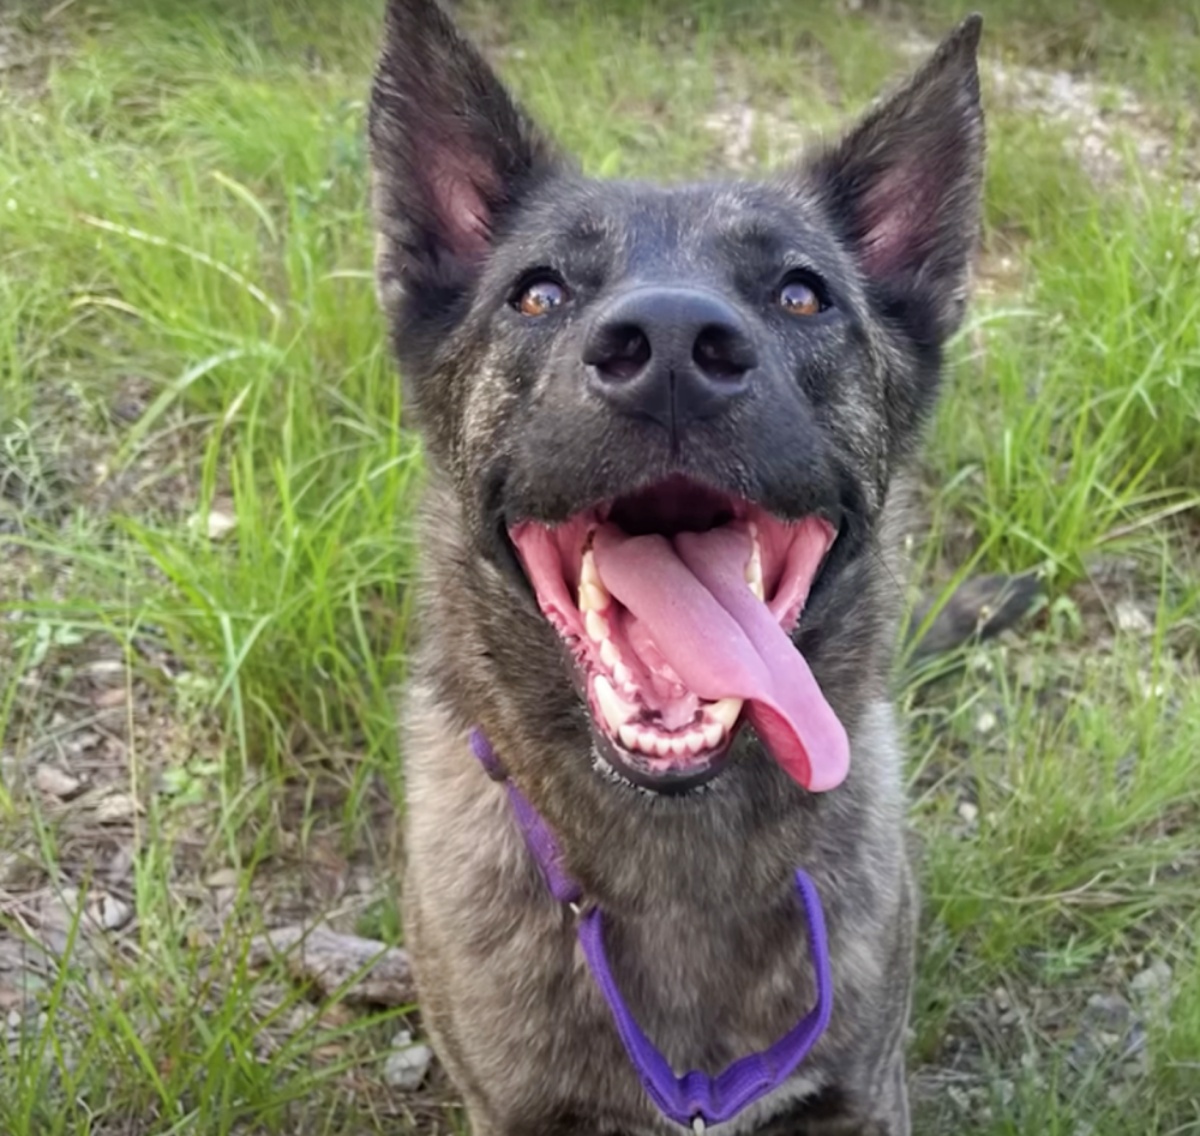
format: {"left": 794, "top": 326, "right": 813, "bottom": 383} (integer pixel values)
{"left": 469, "top": 728, "right": 833, "bottom": 1133}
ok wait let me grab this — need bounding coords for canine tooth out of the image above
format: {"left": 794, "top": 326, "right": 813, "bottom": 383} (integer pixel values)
{"left": 581, "top": 549, "right": 602, "bottom": 588}
{"left": 654, "top": 736, "right": 673, "bottom": 758}
{"left": 708, "top": 697, "right": 743, "bottom": 731}
{"left": 745, "top": 537, "right": 764, "bottom": 600}
{"left": 579, "top": 552, "right": 610, "bottom": 612}
{"left": 599, "top": 638, "right": 619, "bottom": 669}
{"left": 582, "top": 582, "right": 609, "bottom": 612}
{"left": 585, "top": 609, "right": 609, "bottom": 643}
{"left": 619, "top": 723, "right": 640, "bottom": 751}
{"left": 683, "top": 732, "right": 707, "bottom": 756}
{"left": 593, "top": 676, "right": 631, "bottom": 733}
{"left": 613, "top": 660, "right": 633, "bottom": 686}
{"left": 702, "top": 722, "right": 724, "bottom": 749}
{"left": 669, "top": 736, "right": 690, "bottom": 757}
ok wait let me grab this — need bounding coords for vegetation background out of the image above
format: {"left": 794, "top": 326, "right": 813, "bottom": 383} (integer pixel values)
{"left": 1, "top": 0, "right": 1197, "bottom": 1132}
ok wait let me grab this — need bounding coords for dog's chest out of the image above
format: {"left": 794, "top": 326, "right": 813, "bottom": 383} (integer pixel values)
{"left": 402, "top": 716, "right": 846, "bottom": 1134}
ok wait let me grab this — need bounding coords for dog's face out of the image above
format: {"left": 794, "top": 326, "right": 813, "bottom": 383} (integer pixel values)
{"left": 370, "top": 0, "right": 983, "bottom": 796}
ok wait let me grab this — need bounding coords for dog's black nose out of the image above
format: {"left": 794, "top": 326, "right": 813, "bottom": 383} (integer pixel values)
{"left": 582, "top": 287, "right": 757, "bottom": 433}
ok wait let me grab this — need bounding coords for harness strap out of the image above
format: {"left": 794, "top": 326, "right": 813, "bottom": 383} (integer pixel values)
{"left": 468, "top": 728, "right": 833, "bottom": 1131}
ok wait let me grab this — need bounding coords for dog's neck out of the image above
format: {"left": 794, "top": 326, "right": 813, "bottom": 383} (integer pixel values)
{"left": 468, "top": 726, "right": 835, "bottom": 1133}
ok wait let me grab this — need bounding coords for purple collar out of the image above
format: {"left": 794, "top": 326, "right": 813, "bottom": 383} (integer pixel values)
{"left": 469, "top": 728, "right": 833, "bottom": 1133}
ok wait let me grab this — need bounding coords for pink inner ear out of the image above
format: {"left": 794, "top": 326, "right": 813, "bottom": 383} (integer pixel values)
{"left": 858, "top": 163, "right": 936, "bottom": 280}
{"left": 425, "top": 145, "right": 498, "bottom": 263}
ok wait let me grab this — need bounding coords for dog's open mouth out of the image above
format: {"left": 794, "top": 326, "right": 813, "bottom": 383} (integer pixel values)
{"left": 510, "top": 477, "right": 850, "bottom": 793}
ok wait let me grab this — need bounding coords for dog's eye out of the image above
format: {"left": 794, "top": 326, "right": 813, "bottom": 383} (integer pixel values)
{"left": 777, "top": 276, "right": 826, "bottom": 317}
{"left": 513, "top": 276, "right": 569, "bottom": 317}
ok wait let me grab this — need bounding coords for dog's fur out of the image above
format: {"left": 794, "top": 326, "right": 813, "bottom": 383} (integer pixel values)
{"left": 369, "top": 4, "right": 985, "bottom": 1133}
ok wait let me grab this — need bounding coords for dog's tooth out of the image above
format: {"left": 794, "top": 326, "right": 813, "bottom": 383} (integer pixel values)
{"left": 582, "top": 582, "right": 610, "bottom": 612}
{"left": 707, "top": 697, "right": 743, "bottom": 731}
{"left": 702, "top": 722, "right": 724, "bottom": 750}
{"left": 579, "top": 552, "right": 610, "bottom": 612}
{"left": 619, "top": 723, "right": 640, "bottom": 751}
{"left": 745, "top": 535, "right": 764, "bottom": 601}
{"left": 593, "top": 675, "right": 631, "bottom": 734}
{"left": 581, "top": 548, "right": 602, "bottom": 588}
{"left": 668, "top": 736, "right": 690, "bottom": 758}
{"left": 613, "top": 659, "right": 633, "bottom": 686}
{"left": 653, "top": 736, "right": 673, "bottom": 758}
{"left": 635, "top": 728, "right": 659, "bottom": 756}
{"left": 585, "top": 609, "right": 609, "bottom": 643}
{"left": 599, "top": 638, "right": 619, "bottom": 669}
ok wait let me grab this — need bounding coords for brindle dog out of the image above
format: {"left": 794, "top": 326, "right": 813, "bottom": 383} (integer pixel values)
{"left": 368, "top": 3, "right": 986, "bottom": 1132}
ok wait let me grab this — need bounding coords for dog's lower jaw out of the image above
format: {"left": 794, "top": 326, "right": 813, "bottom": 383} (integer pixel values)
{"left": 401, "top": 654, "right": 916, "bottom": 1136}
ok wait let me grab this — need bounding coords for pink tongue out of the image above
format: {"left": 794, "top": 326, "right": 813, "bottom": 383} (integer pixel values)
{"left": 591, "top": 522, "right": 849, "bottom": 791}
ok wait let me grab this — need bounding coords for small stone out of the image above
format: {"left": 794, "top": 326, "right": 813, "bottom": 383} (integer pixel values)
{"left": 975, "top": 709, "right": 998, "bottom": 735}
{"left": 1083, "top": 992, "right": 1133, "bottom": 1033}
{"left": 205, "top": 867, "right": 241, "bottom": 889}
{"left": 1131, "top": 960, "right": 1171, "bottom": 994}
{"left": 92, "top": 685, "right": 128, "bottom": 710}
{"left": 98, "top": 895, "right": 132, "bottom": 931}
{"left": 957, "top": 801, "right": 979, "bottom": 824}
{"left": 93, "top": 791, "right": 140, "bottom": 824}
{"left": 205, "top": 508, "right": 237, "bottom": 541}
{"left": 1131, "top": 960, "right": 1172, "bottom": 1016}
{"left": 83, "top": 659, "right": 128, "bottom": 687}
{"left": 383, "top": 1029, "right": 433, "bottom": 1091}
{"left": 41, "top": 887, "right": 82, "bottom": 932}
{"left": 1114, "top": 600, "right": 1151, "bottom": 636}
{"left": 33, "top": 764, "right": 83, "bottom": 799}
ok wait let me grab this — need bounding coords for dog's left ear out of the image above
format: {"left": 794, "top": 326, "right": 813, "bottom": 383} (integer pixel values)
{"left": 369, "top": 0, "right": 563, "bottom": 320}
{"left": 802, "top": 15, "right": 985, "bottom": 346}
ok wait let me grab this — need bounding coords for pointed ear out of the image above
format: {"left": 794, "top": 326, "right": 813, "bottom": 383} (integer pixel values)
{"left": 802, "top": 16, "right": 985, "bottom": 344}
{"left": 369, "top": 0, "right": 563, "bottom": 314}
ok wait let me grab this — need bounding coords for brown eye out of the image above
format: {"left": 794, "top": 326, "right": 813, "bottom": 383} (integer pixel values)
{"left": 778, "top": 277, "right": 824, "bottom": 317}
{"left": 515, "top": 277, "right": 568, "bottom": 317}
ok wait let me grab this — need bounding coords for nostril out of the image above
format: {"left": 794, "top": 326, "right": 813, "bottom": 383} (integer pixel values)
{"left": 693, "top": 324, "right": 757, "bottom": 381}
{"left": 584, "top": 323, "right": 652, "bottom": 382}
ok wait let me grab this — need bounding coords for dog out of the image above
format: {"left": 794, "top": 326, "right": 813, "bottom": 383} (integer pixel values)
{"left": 369, "top": 3, "right": 985, "bottom": 1132}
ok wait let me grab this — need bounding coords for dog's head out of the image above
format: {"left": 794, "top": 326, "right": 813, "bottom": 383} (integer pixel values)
{"left": 370, "top": 0, "right": 983, "bottom": 796}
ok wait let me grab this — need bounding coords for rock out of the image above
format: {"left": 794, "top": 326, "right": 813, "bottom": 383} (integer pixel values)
{"left": 247, "top": 924, "right": 414, "bottom": 1007}
{"left": 383, "top": 1029, "right": 433, "bottom": 1091}
{"left": 92, "top": 685, "right": 128, "bottom": 710}
{"left": 33, "top": 764, "right": 83, "bottom": 799}
{"left": 205, "top": 509, "right": 237, "bottom": 541}
{"left": 205, "top": 867, "right": 241, "bottom": 889}
{"left": 1083, "top": 992, "right": 1133, "bottom": 1033}
{"left": 82, "top": 658, "right": 128, "bottom": 687}
{"left": 98, "top": 895, "right": 132, "bottom": 931}
{"left": 1114, "top": 600, "right": 1152, "bottom": 636}
{"left": 93, "top": 791, "right": 140, "bottom": 824}
{"left": 186, "top": 500, "right": 237, "bottom": 541}
{"left": 1130, "top": 960, "right": 1172, "bottom": 1017}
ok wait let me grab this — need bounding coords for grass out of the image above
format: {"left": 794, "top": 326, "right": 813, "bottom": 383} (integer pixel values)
{"left": 0, "top": 0, "right": 1197, "bottom": 1133}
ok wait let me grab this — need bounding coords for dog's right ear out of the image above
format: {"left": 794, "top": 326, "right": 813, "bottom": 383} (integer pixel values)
{"left": 369, "top": 0, "right": 562, "bottom": 319}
